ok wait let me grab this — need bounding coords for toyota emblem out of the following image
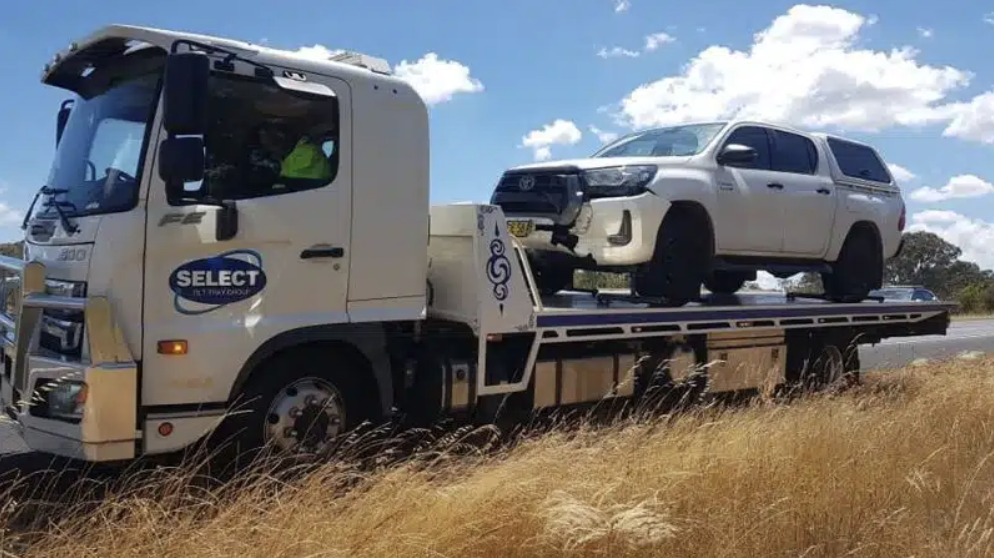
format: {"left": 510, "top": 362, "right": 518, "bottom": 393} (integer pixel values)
{"left": 519, "top": 175, "right": 536, "bottom": 191}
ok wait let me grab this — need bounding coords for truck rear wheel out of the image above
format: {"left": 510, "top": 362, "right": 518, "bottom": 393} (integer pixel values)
{"left": 210, "top": 347, "right": 371, "bottom": 469}
{"left": 633, "top": 210, "right": 709, "bottom": 305}
{"left": 823, "top": 227, "right": 882, "bottom": 303}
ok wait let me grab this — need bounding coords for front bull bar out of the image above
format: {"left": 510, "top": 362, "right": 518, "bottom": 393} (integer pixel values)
{"left": 0, "top": 255, "right": 139, "bottom": 462}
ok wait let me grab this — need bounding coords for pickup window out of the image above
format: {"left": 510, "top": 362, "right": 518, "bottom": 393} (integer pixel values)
{"left": 770, "top": 129, "right": 818, "bottom": 175}
{"left": 825, "top": 137, "right": 892, "bottom": 183}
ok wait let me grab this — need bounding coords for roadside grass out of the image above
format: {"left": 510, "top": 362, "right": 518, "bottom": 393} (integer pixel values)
{"left": 5, "top": 357, "right": 994, "bottom": 557}
{"left": 951, "top": 312, "right": 994, "bottom": 321}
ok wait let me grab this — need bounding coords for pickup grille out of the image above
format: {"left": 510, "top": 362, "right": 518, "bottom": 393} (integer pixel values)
{"left": 491, "top": 170, "right": 583, "bottom": 225}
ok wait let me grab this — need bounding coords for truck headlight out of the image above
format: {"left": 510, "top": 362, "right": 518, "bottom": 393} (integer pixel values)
{"left": 581, "top": 165, "right": 657, "bottom": 198}
{"left": 44, "top": 380, "right": 87, "bottom": 421}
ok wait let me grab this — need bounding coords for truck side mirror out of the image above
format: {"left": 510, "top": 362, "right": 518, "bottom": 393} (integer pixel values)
{"left": 717, "top": 143, "right": 757, "bottom": 166}
{"left": 159, "top": 136, "right": 206, "bottom": 203}
{"left": 162, "top": 51, "right": 210, "bottom": 136}
{"left": 56, "top": 99, "right": 73, "bottom": 147}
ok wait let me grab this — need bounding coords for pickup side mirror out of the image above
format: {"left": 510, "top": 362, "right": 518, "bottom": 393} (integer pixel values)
{"left": 56, "top": 99, "right": 73, "bottom": 147}
{"left": 717, "top": 143, "right": 758, "bottom": 166}
{"left": 159, "top": 136, "right": 205, "bottom": 203}
{"left": 162, "top": 51, "right": 210, "bottom": 136}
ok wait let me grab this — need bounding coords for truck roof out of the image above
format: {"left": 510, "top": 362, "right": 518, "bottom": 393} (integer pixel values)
{"left": 42, "top": 23, "right": 411, "bottom": 97}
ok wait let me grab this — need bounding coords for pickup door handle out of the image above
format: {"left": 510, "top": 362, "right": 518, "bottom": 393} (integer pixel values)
{"left": 767, "top": 182, "right": 784, "bottom": 190}
{"left": 300, "top": 246, "right": 344, "bottom": 259}
{"left": 816, "top": 187, "right": 831, "bottom": 195}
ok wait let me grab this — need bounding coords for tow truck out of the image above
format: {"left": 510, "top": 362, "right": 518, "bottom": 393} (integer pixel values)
{"left": 0, "top": 24, "right": 954, "bottom": 463}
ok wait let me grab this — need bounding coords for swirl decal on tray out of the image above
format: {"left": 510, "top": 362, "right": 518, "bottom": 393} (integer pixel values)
{"left": 486, "top": 221, "right": 511, "bottom": 314}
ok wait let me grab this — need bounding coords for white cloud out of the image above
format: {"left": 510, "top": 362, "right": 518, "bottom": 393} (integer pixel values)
{"left": 393, "top": 53, "right": 484, "bottom": 105}
{"left": 612, "top": 4, "right": 974, "bottom": 132}
{"left": 942, "top": 92, "right": 994, "bottom": 144}
{"left": 984, "top": 12, "right": 994, "bottom": 25}
{"left": 293, "top": 44, "right": 344, "bottom": 59}
{"left": 597, "top": 46, "right": 640, "bottom": 59}
{"left": 521, "top": 120, "right": 583, "bottom": 161}
{"left": 908, "top": 174, "right": 994, "bottom": 202}
{"left": 0, "top": 203, "right": 21, "bottom": 227}
{"left": 910, "top": 211, "right": 994, "bottom": 270}
{"left": 292, "top": 45, "right": 483, "bottom": 106}
{"left": 644, "top": 32, "right": 675, "bottom": 51}
{"left": 888, "top": 163, "right": 916, "bottom": 184}
{"left": 589, "top": 125, "right": 620, "bottom": 144}
{"left": 917, "top": 27, "right": 934, "bottom": 38}
{"left": 614, "top": 0, "right": 630, "bottom": 13}
{"left": 598, "top": 32, "right": 677, "bottom": 60}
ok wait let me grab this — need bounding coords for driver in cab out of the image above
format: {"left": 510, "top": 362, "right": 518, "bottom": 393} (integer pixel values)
{"left": 245, "top": 119, "right": 332, "bottom": 193}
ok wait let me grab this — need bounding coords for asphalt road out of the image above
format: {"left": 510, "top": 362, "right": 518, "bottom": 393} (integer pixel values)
{"left": 0, "top": 318, "right": 992, "bottom": 460}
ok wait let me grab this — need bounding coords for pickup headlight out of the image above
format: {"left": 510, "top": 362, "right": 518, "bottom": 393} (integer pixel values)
{"left": 581, "top": 165, "right": 658, "bottom": 198}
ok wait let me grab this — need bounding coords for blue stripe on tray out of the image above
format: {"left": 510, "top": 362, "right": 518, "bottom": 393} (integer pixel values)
{"left": 534, "top": 303, "right": 952, "bottom": 329}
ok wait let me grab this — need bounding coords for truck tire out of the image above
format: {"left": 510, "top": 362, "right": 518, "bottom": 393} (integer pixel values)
{"left": 210, "top": 347, "right": 372, "bottom": 469}
{"left": 633, "top": 210, "right": 709, "bottom": 305}
{"left": 822, "top": 227, "right": 882, "bottom": 303}
{"left": 704, "top": 271, "right": 748, "bottom": 295}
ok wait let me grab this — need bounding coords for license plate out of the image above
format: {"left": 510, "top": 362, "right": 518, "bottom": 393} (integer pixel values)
{"left": 507, "top": 220, "right": 535, "bottom": 238}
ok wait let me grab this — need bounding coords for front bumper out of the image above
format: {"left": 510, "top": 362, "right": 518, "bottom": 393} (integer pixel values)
{"left": 506, "top": 192, "right": 669, "bottom": 267}
{"left": 0, "top": 258, "right": 137, "bottom": 462}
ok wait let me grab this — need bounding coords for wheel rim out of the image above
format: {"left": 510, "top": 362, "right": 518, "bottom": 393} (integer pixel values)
{"left": 263, "top": 377, "right": 346, "bottom": 453}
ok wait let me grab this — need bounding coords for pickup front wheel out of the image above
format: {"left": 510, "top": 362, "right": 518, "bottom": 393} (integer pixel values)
{"left": 633, "top": 210, "right": 709, "bottom": 305}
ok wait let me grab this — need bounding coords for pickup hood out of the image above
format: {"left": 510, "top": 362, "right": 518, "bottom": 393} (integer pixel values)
{"left": 506, "top": 155, "right": 693, "bottom": 173}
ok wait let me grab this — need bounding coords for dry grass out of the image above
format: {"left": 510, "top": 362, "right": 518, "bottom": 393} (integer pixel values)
{"left": 5, "top": 357, "right": 994, "bottom": 557}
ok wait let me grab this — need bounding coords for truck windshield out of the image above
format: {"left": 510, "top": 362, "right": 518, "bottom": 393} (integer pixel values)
{"left": 39, "top": 68, "right": 160, "bottom": 219}
{"left": 592, "top": 122, "right": 727, "bottom": 158}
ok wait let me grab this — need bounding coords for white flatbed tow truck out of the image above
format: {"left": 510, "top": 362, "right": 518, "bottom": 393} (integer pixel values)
{"left": 0, "top": 24, "right": 954, "bottom": 465}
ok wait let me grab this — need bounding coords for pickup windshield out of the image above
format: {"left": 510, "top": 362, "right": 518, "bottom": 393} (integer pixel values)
{"left": 39, "top": 65, "right": 160, "bottom": 219}
{"left": 592, "top": 122, "right": 727, "bottom": 158}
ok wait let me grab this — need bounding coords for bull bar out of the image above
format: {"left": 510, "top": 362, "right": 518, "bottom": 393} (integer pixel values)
{"left": 0, "top": 255, "right": 138, "bottom": 461}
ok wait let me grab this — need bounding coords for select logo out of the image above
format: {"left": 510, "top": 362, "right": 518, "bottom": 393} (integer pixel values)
{"left": 169, "top": 250, "right": 267, "bottom": 315}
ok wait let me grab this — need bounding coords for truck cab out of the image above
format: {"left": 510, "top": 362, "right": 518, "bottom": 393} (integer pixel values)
{"left": 1, "top": 25, "right": 429, "bottom": 461}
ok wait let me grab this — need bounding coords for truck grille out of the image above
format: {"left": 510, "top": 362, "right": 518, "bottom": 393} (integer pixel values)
{"left": 490, "top": 169, "right": 584, "bottom": 225}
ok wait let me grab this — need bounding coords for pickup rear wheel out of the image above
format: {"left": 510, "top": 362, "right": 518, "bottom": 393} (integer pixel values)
{"left": 823, "top": 227, "right": 882, "bottom": 303}
{"left": 633, "top": 210, "right": 709, "bottom": 305}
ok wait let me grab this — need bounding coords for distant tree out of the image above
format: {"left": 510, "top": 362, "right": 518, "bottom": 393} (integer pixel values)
{"left": 884, "top": 231, "right": 962, "bottom": 293}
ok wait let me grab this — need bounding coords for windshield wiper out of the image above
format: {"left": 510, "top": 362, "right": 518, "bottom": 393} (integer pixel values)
{"left": 21, "top": 186, "right": 79, "bottom": 236}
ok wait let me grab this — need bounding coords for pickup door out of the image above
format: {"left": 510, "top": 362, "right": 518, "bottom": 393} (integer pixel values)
{"left": 769, "top": 128, "right": 837, "bottom": 257}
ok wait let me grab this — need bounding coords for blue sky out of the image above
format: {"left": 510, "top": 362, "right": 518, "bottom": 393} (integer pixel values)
{"left": 1, "top": 0, "right": 994, "bottom": 273}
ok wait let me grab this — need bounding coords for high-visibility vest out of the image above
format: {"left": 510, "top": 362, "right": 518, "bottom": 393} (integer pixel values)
{"left": 280, "top": 138, "right": 332, "bottom": 180}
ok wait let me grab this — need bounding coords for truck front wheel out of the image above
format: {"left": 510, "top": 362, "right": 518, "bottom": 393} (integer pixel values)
{"left": 211, "top": 347, "right": 372, "bottom": 469}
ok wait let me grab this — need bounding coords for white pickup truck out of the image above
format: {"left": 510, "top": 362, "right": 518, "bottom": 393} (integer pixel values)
{"left": 491, "top": 120, "right": 906, "bottom": 305}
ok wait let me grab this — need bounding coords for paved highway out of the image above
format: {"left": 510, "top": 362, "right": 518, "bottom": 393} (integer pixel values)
{"left": 0, "top": 318, "right": 991, "bottom": 459}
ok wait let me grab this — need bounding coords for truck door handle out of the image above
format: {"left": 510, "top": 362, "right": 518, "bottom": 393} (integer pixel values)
{"left": 816, "top": 187, "right": 831, "bottom": 195}
{"left": 767, "top": 182, "right": 784, "bottom": 190}
{"left": 300, "top": 246, "right": 344, "bottom": 259}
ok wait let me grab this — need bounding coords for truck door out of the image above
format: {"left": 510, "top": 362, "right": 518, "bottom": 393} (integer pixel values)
{"left": 141, "top": 68, "right": 353, "bottom": 410}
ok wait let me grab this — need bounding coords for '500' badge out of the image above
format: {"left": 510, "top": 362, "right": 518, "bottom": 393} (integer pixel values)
{"left": 58, "top": 248, "right": 87, "bottom": 262}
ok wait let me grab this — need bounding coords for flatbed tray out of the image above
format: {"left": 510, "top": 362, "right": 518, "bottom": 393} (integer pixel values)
{"left": 534, "top": 289, "right": 956, "bottom": 330}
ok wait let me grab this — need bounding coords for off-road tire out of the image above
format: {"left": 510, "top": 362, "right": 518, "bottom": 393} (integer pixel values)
{"left": 633, "top": 210, "right": 710, "bottom": 305}
{"left": 531, "top": 262, "right": 574, "bottom": 296}
{"left": 704, "top": 270, "right": 749, "bottom": 295}
{"left": 822, "top": 227, "right": 882, "bottom": 303}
